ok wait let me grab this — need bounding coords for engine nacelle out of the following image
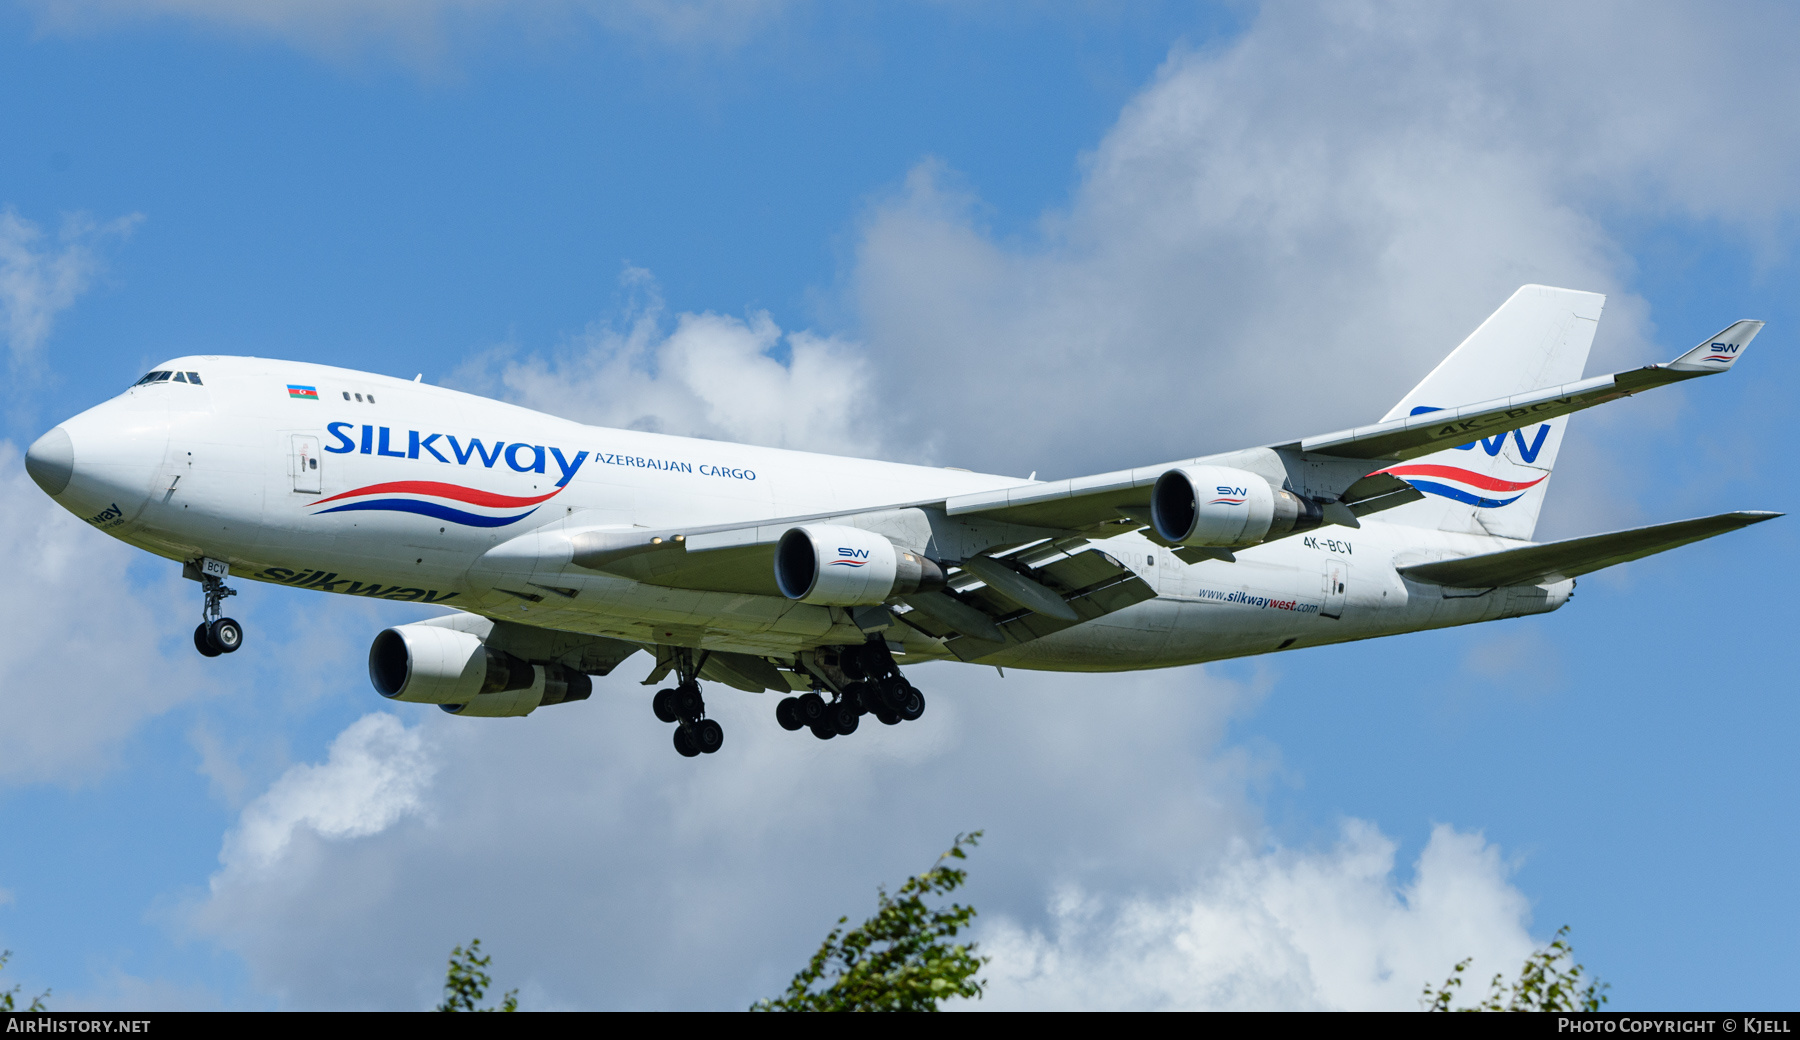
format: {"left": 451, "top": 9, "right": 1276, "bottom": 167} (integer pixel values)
{"left": 774, "top": 524, "right": 945, "bottom": 606}
{"left": 1150, "top": 466, "right": 1323, "bottom": 548}
{"left": 368, "top": 625, "right": 590, "bottom": 716}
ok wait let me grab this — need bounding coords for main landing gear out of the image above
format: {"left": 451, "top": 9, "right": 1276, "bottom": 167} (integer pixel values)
{"left": 776, "top": 640, "right": 924, "bottom": 742}
{"left": 651, "top": 651, "right": 724, "bottom": 758}
{"left": 192, "top": 562, "right": 243, "bottom": 658}
{"left": 648, "top": 642, "right": 924, "bottom": 758}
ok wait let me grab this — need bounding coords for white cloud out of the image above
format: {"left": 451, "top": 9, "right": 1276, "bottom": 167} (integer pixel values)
{"left": 0, "top": 209, "right": 139, "bottom": 370}
{"left": 975, "top": 821, "right": 1535, "bottom": 1011}
{"left": 450, "top": 269, "right": 880, "bottom": 457}
{"left": 217, "top": 713, "right": 434, "bottom": 877}
{"left": 175, "top": 662, "right": 1542, "bottom": 1011}
{"left": 0, "top": 442, "right": 215, "bottom": 786}
{"left": 180, "top": 666, "right": 1273, "bottom": 1008}
{"left": 855, "top": 60, "right": 1624, "bottom": 479}
{"left": 850, "top": 1, "right": 1800, "bottom": 536}
{"left": 189, "top": 721, "right": 252, "bottom": 808}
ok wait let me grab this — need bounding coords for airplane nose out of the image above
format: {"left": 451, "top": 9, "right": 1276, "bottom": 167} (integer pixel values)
{"left": 26, "top": 426, "right": 74, "bottom": 497}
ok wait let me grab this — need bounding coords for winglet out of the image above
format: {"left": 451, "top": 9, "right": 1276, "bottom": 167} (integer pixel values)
{"left": 1665, "top": 320, "right": 1764, "bottom": 373}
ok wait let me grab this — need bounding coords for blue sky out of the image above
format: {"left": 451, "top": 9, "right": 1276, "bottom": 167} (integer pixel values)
{"left": 0, "top": 0, "right": 1795, "bottom": 1010}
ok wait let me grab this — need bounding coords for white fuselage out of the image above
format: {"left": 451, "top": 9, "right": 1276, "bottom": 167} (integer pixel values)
{"left": 38, "top": 356, "right": 1571, "bottom": 672}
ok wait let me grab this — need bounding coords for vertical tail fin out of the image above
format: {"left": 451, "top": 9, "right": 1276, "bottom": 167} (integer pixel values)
{"left": 1380, "top": 285, "right": 1605, "bottom": 540}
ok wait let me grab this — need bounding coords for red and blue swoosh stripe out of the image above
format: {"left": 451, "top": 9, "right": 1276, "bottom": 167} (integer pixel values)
{"left": 310, "top": 480, "right": 562, "bottom": 528}
{"left": 1377, "top": 464, "right": 1547, "bottom": 508}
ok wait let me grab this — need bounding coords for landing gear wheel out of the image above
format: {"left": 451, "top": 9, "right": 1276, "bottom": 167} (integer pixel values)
{"left": 653, "top": 689, "right": 679, "bottom": 723}
{"left": 694, "top": 718, "right": 724, "bottom": 754}
{"left": 673, "top": 726, "right": 701, "bottom": 757}
{"left": 809, "top": 720, "right": 836, "bottom": 740}
{"left": 876, "top": 675, "right": 909, "bottom": 712}
{"left": 795, "top": 692, "right": 827, "bottom": 727}
{"left": 207, "top": 617, "right": 243, "bottom": 654}
{"left": 673, "top": 682, "right": 705, "bottom": 719}
{"left": 874, "top": 709, "right": 900, "bottom": 726}
{"left": 776, "top": 697, "right": 803, "bottom": 731}
{"left": 831, "top": 702, "right": 860, "bottom": 736}
{"left": 848, "top": 681, "right": 879, "bottom": 714}
{"left": 896, "top": 686, "right": 925, "bottom": 721}
{"left": 193, "top": 623, "right": 221, "bottom": 658}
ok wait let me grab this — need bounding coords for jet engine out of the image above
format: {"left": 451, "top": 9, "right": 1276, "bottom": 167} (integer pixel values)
{"left": 1150, "top": 465, "right": 1324, "bottom": 548}
{"left": 774, "top": 524, "right": 945, "bottom": 606}
{"left": 368, "top": 624, "right": 592, "bottom": 717}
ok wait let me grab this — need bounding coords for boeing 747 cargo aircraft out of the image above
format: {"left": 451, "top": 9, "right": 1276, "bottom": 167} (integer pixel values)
{"left": 24, "top": 286, "right": 1777, "bottom": 757}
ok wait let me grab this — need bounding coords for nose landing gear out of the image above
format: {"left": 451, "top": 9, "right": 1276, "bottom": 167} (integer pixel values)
{"left": 189, "top": 558, "right": 242, "bottom": 658}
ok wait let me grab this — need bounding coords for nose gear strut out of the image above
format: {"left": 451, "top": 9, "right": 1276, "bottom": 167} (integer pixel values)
{"left": 187, "top": 557, "right": 243, "bottom": 657}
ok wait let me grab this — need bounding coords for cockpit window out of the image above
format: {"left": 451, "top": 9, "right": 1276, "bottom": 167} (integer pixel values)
{"left": 131, "top": 369, "right": 202, "bottom": 387}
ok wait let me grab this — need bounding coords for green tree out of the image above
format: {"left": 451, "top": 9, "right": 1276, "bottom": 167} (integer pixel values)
{"left": 1423, "top": 926, "right": 1609, "bottom": 1012}
{"left": 754, "top": 831, "right": 988, "bottom": 1012}
{"left": 0, "top": 950, "right": 48, "bottom": 1012}
{"left": 438, "top": 938, "right": 518, "bottom": 1012}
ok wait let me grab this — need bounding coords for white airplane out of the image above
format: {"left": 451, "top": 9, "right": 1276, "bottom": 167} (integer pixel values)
{"left": 24, "top": 286, "right": 1777, "bottom": 757}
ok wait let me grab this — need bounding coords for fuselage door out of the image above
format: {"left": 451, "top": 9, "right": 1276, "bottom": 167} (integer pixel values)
{"left": 1320, "top": 560, "right": 1350, "bottom": 619}
{"left": 292, "top": 434, "right": 322, "bottom": 494}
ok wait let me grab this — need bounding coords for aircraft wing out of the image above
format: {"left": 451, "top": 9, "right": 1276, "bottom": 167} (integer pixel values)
{"left": 1293, "top": 319, "right": 1764, "bottom": 462}
{"left": 893, "top": 544, "right": 1156, "bottom": 662}
{"left": 941, "top": 320, "right": 1763, "bottom": 532}
{"left": 558, "top": 520, "right": 1154, "bottom": 660}
{"left": 1397, "top": 511, "right": 1781, "bottom": 588}
{"left": 573, "top": 532, "right": 783, "bottom": 596}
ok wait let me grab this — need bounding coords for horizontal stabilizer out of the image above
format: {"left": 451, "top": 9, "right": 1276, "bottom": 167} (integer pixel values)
{"left": 1398, "top": 511, "right": 1781, "bottom": 588}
